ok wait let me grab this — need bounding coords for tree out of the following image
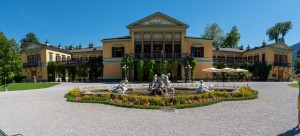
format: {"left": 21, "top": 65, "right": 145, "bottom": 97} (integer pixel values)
{"left": 190, "top": 59, "right": 197, "bottom": 81}
{"left": 294, "top": 58, "right": 300, "bottom": 74}
{"left": 20, "top": 32, "right": 39, "bottom": 50}
{"left": 266, "top": 21, "right": 292, "bottom": 43}
{"left": 222, "top": 26, "right": 241, "bottom": 48}
{"left": 121, "top": 54, "right": 134, "bottom": 80}
{"left": 201, "top": 23, "right": 224, "bottom": 45}
{"left": 137, "top": 60, "right": 144, "bottom": 81}
{"left": 168, "top": 61, "right": 178, "bottom": 80}
{"left": 0, "top": 32, "right": 22, "bottom": 84}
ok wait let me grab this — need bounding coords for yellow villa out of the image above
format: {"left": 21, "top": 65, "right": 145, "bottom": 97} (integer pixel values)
{"left": 22, "top": 41, "right": 71, "bottom": 81}
{"left": 22, "top": 12, "right": 293, "bottom": 81}
{"left": 102, "top": 12, "right": 214, "bottom": 80}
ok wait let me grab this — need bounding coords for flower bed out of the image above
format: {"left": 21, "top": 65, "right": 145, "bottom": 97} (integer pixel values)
{"left": 65, "top": 86, "right": 258, "bottom": 109}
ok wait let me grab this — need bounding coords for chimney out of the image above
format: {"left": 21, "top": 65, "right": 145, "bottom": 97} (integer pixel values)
{"left": 88, "top": 43, "right": 94, "bottom": 48}
{"left": 45, "top": 39, "right": 49, "bottom": 46}
{"left": 239, "top": 45, "right": 244, "bottom": 50}
{"left": 261, "top": 40, "right": 267, "bottom": 47}
{"left": 246, "top": 44, "right": 250, "bottom": 51}
{"left": 58, "top": 43, "right": 62, "bottom": 49}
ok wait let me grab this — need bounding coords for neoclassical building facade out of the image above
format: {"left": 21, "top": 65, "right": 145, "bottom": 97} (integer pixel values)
{"left": 102, "top": 12, "right": 214, "bottom": 80}
{"left": 22, "top": 12, "right": 292, "bottom": 81}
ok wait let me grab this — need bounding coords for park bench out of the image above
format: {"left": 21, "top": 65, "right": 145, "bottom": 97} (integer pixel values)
{"left": 0, "top": 129, "right": 22, "bottom": 136}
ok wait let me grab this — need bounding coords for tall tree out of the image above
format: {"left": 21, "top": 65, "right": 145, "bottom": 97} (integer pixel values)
{"left": 20, "top": 32, "right": 39, "bottom": 50}
{"left": 201, "top": 23, "right": 224, "bottom": 45}
{"left": 0, "top": 32, "right": 22, "bottom": 84}
{"left": 266, "top": 21, "right": 292, "bottom": 43}
{"left": 222, "top": 26, "right": 241, "bottom": 48}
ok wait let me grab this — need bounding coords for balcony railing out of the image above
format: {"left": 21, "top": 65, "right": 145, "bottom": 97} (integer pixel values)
{"left": 134, "top": 53, "right": 190, "bottom": 59}
{"left": 273, "top": 62, "right": 291, "bottom": 67}
{"left": 213, "top": 58, "right": 249, "bottom": 63}
{"left": 23, "top": 62, "right": 42, "bottom": 67}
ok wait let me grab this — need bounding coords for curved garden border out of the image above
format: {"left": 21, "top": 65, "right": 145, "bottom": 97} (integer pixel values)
{"left": 65, "top": 87, "right": 258, "bottom": 109}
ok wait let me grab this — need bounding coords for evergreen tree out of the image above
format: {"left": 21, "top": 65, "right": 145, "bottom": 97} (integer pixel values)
{"left": 20, "top": 32, "right": 39, "bottom": 50}
{"left": 222, "top": 26, "right": 241, "bottom": 48}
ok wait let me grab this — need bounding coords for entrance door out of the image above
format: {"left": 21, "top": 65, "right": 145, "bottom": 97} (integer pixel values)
{"left": 31, "top": 70, "right": 37, "bottom": 79}
{"left": 278, "top": 70, "right": 283, "bottom": 81}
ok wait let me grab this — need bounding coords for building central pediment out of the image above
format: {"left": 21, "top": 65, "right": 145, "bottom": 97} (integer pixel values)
{"left": 127, "top": 12, "right": 189, "bottom": 29}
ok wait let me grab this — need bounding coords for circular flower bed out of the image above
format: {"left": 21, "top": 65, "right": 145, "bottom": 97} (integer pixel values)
{"left": 65, "top": 86, "right": 258, "bottom": 109}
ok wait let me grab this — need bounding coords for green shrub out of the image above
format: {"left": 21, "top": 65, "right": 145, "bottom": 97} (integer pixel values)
{"left": 82, "top": 94, "right": 92, "bottom": 100}
{"left": 68, "top": 88, "right": 82, "bottom": 97}
{"left": 233, "top": 92, "right": 242, "bottom": 97}
{"left": 100, "top": 93, "right": 111, "bottom": 101}
{"left": 91, "top": 94, "right": 100, "bottom": 100}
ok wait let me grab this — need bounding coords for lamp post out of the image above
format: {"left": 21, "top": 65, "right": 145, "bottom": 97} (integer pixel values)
{"left": 185, "top": 64, "right": 192, "bottom": 82}
{"left": 161, "top": 50, "right": 164, "bottom": 75}
{"left": 122, "top": 64, "right": 129, "bottom": 84}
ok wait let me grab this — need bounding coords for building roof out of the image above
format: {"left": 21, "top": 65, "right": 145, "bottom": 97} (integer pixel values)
{"left": 102, "top": 36, "right": 131, "bottom": 41}
{"left": 213, "top": 47, "right": 245, "bottom": 53}
{"left": 69, "top": 47, "right": 103, "bottom": 53}
{"left": 185, "top": 36, "right": 213, "bottom": 41}
{"left": 25, "top": 42, "right": 71, "bottom": 54}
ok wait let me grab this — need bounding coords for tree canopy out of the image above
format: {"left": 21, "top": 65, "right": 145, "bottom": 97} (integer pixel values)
{"left": 222, "top": 26, "right": 241, "bottom": 48}
{"left": 0, "top": 32, "right": 22, "bottom": 84}
{"left": 201, "top": 23, "right": 224, "bottom": 45}
{"left": 20, "top": 32, "right": 39, "bottom": 50}
{"left": 266, "top": 21, "right": 292, "bottom": 43}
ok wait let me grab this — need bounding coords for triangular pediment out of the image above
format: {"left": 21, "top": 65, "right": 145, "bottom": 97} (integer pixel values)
{"left": 269, "top": 42, "right": 292, "bottom": 51}
{"left": 23, "top": 43, "right": 45, "bottom": 51}
{"left": 127, "top": 12, "right": 189, "bottom": 28}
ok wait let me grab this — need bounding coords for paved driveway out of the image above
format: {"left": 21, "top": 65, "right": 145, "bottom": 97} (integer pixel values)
{"left": 0, "top": 82, "right": 299, "bottom": 136}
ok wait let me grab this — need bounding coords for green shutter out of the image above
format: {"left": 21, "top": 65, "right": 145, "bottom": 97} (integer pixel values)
{"left": 121, "top": 47, "right": 124, "bottom": 57}
{"left": 200, "top": 47, "right": 204, "bottom": 57}
{"left": 112, "top": 47, "right": 115, "bottom": 57}
{"left": 191, "top": 47, "right": 195, "bottom": 57}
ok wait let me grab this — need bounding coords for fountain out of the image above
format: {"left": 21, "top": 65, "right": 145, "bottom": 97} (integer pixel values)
{"left": 148, "top": 73, "right": 175, "bottom": 96}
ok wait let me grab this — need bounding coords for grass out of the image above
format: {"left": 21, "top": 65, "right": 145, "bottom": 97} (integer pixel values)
{"left": 0, "top": 82, "right": 59, "bottom": 91}
{"left": 288, "top": 82, "right": 299, "bottom": 88}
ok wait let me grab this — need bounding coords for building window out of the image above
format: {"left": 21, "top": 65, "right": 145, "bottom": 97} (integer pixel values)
{"left": 49, "top": 52, "right": 53, "bottom": 61}
{"left": 112, "top": 47, "right": 124, "bottom": 58}
{"left": 254, "top": 55, "right": 259, "bottom": 62}
{"left": 28, "top": 56, "right": 32, "bottom": 64}
{"left": 56, "top": 54, "right": 61, "bottom": 61}
{"left": 262, "top": 54, "right": 266, "bottom": 62}
{"left": 192, "top": 47, "right": 204, "bottom": 57}
{"left": 62, "top": 55, "right": 66, "bottom": 61}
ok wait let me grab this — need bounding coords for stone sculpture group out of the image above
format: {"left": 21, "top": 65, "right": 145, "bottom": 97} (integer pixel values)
{"left": 148, "top": 73, "right": 175, "bottom": 96}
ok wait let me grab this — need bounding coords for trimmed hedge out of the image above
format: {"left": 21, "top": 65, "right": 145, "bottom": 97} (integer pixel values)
{"left": 65, "top": 87, "right": 258, "bottom": 109}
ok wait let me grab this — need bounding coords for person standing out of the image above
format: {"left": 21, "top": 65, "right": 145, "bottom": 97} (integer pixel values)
{"left": 294, "top": 75, "right": 300, "bottom": 128}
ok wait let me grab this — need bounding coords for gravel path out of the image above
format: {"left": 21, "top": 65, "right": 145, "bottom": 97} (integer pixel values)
{"left": 0, "top": 82, "right": 299, "bottom": 136}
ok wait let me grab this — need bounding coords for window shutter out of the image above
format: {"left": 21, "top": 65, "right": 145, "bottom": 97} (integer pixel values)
{"left": 121, "top": 47, "right": 124, "bottom": 57}
{"left": 200, "top": 47, "right": 204, "bottom": 57}
{"left": 112, "top": 47, "right": 115, "bottom": 57}
{"left": 191, "top": 47, "right": 195, "bottom": 57}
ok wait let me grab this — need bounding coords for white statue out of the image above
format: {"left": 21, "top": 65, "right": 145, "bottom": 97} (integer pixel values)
{"left": 196, "top": 80, "right": 213, "bottom": 94}
{"left": 110, "top": 81, "right": 127, "bottom": 94}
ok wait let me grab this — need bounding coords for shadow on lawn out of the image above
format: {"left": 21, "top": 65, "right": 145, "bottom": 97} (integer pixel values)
{"left": 278, "top": 127, "right": 300, "bottom": 136}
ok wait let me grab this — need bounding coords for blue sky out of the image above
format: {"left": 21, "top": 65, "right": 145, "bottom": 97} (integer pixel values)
{"left": 1, "top": 0, "right": 299, "bottom": 48}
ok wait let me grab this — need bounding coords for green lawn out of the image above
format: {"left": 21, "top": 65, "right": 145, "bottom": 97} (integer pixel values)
{"left": 0, "top": 82, "right": 59, "bottom": 91}
{"left": 288, "top": 82, "right": 299, "bottom": 88}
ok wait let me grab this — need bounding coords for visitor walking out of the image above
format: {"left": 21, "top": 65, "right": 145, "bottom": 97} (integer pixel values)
{"left": 294, "top": 75, "right": 300, "bottom": 128}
